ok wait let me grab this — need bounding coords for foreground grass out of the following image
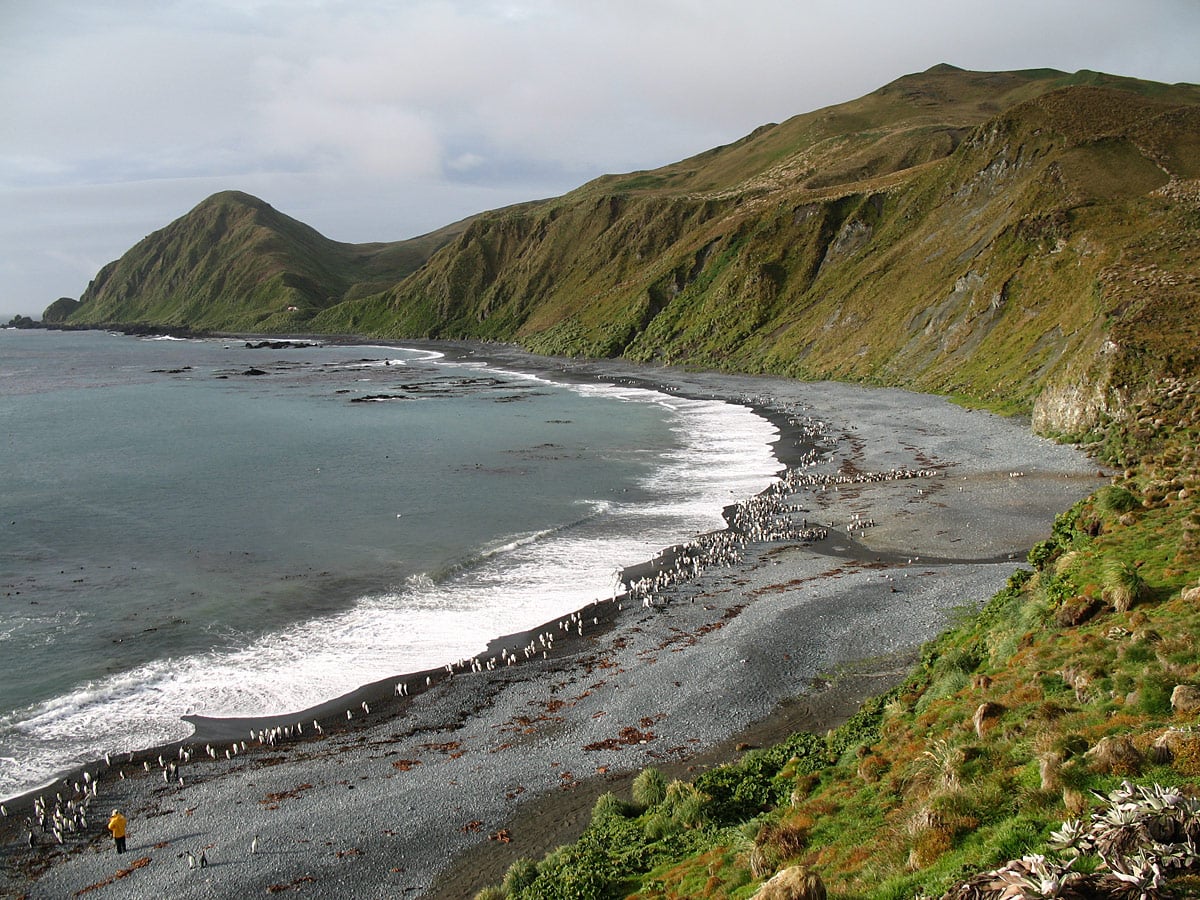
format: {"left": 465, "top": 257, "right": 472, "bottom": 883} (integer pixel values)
{"left": 474, "top": 378, "right": 1200, "bottom": 899}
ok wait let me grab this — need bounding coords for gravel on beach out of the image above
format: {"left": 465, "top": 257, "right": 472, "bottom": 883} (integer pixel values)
{"left": 0, "top": 353, "right": 1105, "bottom": 900}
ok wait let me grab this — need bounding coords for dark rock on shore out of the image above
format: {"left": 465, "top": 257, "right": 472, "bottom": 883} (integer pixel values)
{"left": 349, "top": 394, "right": 410, "bottom": 402}
{"left": 244, "top": 340, "right": 316, "bottom": 349}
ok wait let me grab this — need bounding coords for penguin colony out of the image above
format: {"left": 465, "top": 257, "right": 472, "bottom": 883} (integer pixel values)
{"left": 8, "top": 399, "right": 940, "bottom": 868}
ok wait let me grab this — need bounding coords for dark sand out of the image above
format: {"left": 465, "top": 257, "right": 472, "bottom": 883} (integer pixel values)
{"left": 0, "top": 347, "right": 1106, "bottom": 899}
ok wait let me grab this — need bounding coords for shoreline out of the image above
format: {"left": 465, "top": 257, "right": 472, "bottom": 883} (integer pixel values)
{"left": 0, "top": 334, "right": 812, "bottom": 801}
{"left": 426, "top": 648, "right": 920, "bottom": 899}
{"left": 0, "top": 340, "right": 1107, "bottom": 899}
{"left": 174, "top": 343, "right": 833, "bottom": 754}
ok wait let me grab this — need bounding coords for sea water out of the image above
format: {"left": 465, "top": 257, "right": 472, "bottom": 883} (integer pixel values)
{"left": 0, "top": 329, "right": 779, "bottom": 799}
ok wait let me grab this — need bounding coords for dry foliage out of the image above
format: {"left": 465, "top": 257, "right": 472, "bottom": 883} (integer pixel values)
{"left": 753, "top": 865, "right": 827, "bottom": 900}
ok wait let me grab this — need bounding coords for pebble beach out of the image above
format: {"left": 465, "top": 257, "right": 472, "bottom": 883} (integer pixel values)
{"left": 0, "top": 349, "right": 1105, "bottom": 899}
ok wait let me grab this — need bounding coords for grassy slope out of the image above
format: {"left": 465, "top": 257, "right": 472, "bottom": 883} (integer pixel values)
{"left": 59, "top": 68, "right": 1200, "bottom": 436}
{"left": 62, "top": 191, "right": 473, "bottom": 332}
{"left": 312, "top": 67, "right": 1200, "bottom": 437}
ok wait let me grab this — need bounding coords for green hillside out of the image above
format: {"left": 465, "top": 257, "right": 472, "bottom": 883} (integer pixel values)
{"left": 62, "top": 190, "right": 474, "bottom": 332}
{"left": 307, "top": 67, "right": 1199, "bottom": 438}
{"left": 57, "top": 66, "right": 1200, "bottom": 440}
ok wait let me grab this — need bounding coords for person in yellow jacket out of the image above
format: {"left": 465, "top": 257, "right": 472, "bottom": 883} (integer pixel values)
{"left": 107, "top": 809, "right": 127, "bottom": 854}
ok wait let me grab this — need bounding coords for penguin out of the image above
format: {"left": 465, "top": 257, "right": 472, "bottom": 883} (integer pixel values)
{"left": 187, "top": 850, "right": 196, "bottom": 869}
{"left": 199, "top": 849, "right": 208, "bottom": 868}
{"left": 250, "top": 834, "right": 259, "bottom": 855}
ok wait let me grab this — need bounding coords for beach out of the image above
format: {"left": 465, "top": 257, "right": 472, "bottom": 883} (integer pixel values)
{"left": 0, "top": 348, "right": 1105, "bottom": 899}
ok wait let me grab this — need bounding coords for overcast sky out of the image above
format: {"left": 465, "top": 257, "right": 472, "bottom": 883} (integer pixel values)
{"left": 2, "top": 0, "right": 1198, "bottom": 319}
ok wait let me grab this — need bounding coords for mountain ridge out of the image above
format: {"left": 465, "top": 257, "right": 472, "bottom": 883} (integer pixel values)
{"left": 50, "top": 65, "right": 1200, "bottom": 436}
{"left": 54, "top": 189, "right": 478, "bottom": 332}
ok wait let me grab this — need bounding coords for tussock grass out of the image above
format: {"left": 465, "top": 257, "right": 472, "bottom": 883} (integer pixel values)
{"left": 631, "top": 767, "right": 668, "bottom": 809}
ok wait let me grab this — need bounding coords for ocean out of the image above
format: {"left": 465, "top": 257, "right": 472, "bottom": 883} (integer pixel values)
{"left": 0, "top": 329, "right": 780, "bottom": 800}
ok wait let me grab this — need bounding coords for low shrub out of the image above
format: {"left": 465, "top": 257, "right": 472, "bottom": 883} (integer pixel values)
{"left": 632, "top": 766, "right": 668, "bottom": 809}
{"left": 1103, "top": 560, "right": 1148, "bottom": 612}
{"left": 501, "top": 857, "right": 538, "bottom": 896}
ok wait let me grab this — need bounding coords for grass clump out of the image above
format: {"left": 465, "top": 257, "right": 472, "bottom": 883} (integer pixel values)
{"left": 1102, "top": 560, "right": 1149, "bottom": 612}
{"left": 1096, "top": 484, "right": 1139, "bottom": 516}
{"left": 631, "top": 766, "right": 668, "bottom": 809}
{"left": 501, "top": 858, "right": 539, "bottom": 896}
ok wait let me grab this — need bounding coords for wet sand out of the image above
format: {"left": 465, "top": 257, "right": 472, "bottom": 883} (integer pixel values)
{"left": 0, "top": 347, "right": 1105, "bottom": 899}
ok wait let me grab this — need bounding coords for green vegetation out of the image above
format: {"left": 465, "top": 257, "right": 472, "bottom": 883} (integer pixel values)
{"left": 52, "top": 67, "right": 1200, "bottom": 441}
{"left": 58, "top": 191, "right": 474, "bottom": 333}
{"left": 632, "top": 768, "right": 668, "bottom": 809}
{"left": 468, "top": 381, "right": 1200, "bottom": 897}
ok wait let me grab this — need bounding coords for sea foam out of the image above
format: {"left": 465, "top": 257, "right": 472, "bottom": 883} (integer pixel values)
{"left": 0, "top": 364, "right": 779, "bottom": 801}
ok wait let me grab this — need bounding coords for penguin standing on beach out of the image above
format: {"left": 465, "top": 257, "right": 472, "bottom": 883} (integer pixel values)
{"left": 199, "top": 849, "right": 208, "bottom": 868}
{"left": 251, "top": 834, "right": 259, "bottom": 855}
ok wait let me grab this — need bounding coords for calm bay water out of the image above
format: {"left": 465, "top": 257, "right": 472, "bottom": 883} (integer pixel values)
{"left": 0, "top": 329, "right": 780, "bottom": 799}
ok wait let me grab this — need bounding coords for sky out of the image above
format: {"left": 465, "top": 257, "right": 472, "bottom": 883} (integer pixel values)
{"left": 2, "top": 1, "right": 1199, "bottom": 320}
